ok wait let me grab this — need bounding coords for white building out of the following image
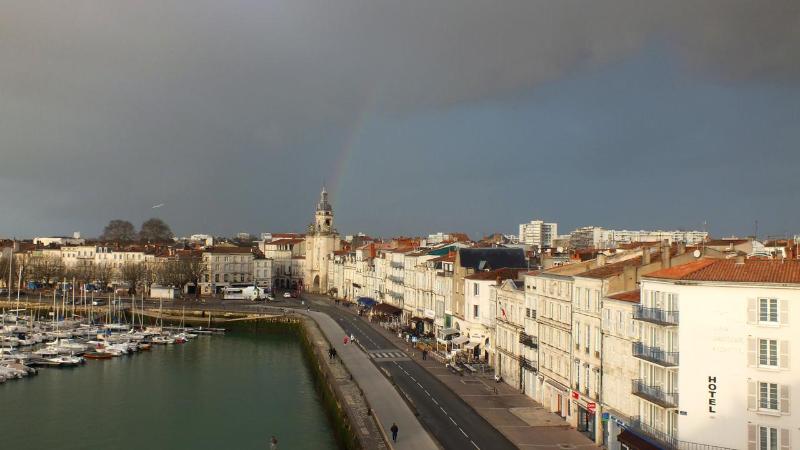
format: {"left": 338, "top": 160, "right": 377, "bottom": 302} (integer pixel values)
{"left": 492, "top": 278, "right": 526, "bottom": 390}
{"left": 617, "top": 258, "right": 799, "bottom": 450}
{"left": 519, "top": 220, "right": 558, "bottom": 249}
{"left": 569, "top": 227, "right": 708, "bottom": 250}
{"left": 33, "top": 232, "right": 84, "bottom": 246}
{"left": 201, "top": 246, "right": 254, "bottom": 295}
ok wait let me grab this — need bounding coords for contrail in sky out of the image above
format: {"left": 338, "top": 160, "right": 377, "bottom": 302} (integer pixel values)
{"left": 152, "top": 203, "right": 164, "bottom": 209}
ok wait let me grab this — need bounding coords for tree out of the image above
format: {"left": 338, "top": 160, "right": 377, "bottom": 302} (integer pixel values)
{"left": 28, "top": 255, "right": 66, "bottom": 286}
{"left": 120, "top": 262, "right": 148, "bottom": 296}
{"left": 178, "top": 253, "right": 207, "bottom": 299}
{"left": 0, "top": 253, "right": 22, "bottom": 291}
{"left": 139, "top": 218, "right": 174, "bottom": 243}
{"left": 100, "top": 219, "right": 137, "bottom": 243}
{"left": 94, "top": 263, "right": 114, "bottom": 292}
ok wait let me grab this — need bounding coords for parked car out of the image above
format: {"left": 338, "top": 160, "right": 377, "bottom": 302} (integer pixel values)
{"left": 283, "top": 292, "right": 292, "bottom": 298}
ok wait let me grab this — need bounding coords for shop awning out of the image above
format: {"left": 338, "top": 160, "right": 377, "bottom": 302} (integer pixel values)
{"left": 464, "top": 341, "right": 480, "bottom": 349}
{"left": 357, "top": 297, "right": 377, "bottom": 307}
{"left": 412, "top": 316, "right": 434, "bottom": 323}
{"left": 439, "top": 328, "right": 459, "bottom": 337}
{"left": 371, "top": 303, "right": 402, "bottom": 315}
{"left": 617, "top": 430, "right": 661, "bottom": 450}
{"left": 451, "top": 335, "right": 470, "bottom": 346}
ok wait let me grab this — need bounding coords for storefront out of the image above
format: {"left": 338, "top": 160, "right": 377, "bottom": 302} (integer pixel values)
{"left": 577, "top": 404, "right": 596, "bottom": 441}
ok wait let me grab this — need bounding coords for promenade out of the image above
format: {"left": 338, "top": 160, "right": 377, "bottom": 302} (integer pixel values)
{"left": 307, "top": 310, "right": 439, "bottom": 450}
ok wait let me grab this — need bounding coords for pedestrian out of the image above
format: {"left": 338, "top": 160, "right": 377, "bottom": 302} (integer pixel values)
{"left": 344, "top": 335, "right": 349, "bottom": 345}
{"left": 328, "top": 347, "right": 334, "bottom": 360}
{"left": 390, "top": 422, "right": 398, "bottom": 443}
{"left": 331, "top": 347, "right": 337, "bottom": 360}
{"left": 422, "top": 349, "right": 428, "bottom": 360}
{"left": 350, "top": 333, "right": 355, "bottom": 344}
{"left": 270, "top": 435, "right": 278, "bottom": 450}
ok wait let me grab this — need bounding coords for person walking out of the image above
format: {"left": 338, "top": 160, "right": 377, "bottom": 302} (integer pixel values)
{"left": 390, "top": 423, "right": 399, "bottom": 443}
{"left": 270, "top": 435, "right": 278, "bottom": 450}
{"left": 343, "top": 335, "right": 349, "bottom": 345}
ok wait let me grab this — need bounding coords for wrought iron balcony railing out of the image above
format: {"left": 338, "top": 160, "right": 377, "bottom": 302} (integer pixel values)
{"left": 632, "top": 342, "right": 679, "bottom": 367}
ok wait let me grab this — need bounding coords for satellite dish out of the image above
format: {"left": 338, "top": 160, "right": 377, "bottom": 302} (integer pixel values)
{"left": 693, "top": 249, "right": 701, "bottom": 258}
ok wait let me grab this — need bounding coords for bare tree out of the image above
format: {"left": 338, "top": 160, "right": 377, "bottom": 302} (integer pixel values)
{"left": 139, "top": 218, "right": 174, "bottom": 243}
{"left": 28, "top": 256, "right": 66, "bottom": 286}
{"left": 178, "top": 254, "right": 207, "bottom": 299}
{"left": 120, "top": 262, "right": 148, "bottom": 296}
{"left": 95, "top": 263, "right": 114, "bottom": 292}
{"left": 100, "top": 219, "right": 137, "bottom": 243}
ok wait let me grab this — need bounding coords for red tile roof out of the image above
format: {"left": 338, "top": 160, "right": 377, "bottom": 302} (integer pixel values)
{"left": 644, "top": 258, "right": 800, "bottom": 284}
{"left": 607, "top": 290, "right": 641, "bottom": 303}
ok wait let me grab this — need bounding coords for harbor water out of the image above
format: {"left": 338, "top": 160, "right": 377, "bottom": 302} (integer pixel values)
{"left": 0, "top": 330, "right": 339, "bottom": 450}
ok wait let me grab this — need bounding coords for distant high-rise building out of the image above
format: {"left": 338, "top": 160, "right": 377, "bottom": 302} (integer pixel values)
{"left": 518, "top": 220, "right": 558, "bottom": 249}
{"left": 569, "top": 226, "right": 708, "bottom": 249}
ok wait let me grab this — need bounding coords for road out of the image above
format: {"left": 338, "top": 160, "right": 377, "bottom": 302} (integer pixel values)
{"left": 305, "top": 294, "right": 517, "bottom": 450}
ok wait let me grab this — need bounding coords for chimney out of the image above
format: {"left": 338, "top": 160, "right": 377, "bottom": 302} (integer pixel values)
{"left": 641, "top": 247, "right": 651, "bottom": 265}
{"left": 677, "top": 241, "right": 686, "bottom": 255}
{"left": 736, "top": 254, "right": 746, "bottom": 265}
{"left": 661, "top": 240, "right": 671, "bottom": 269}
{"left": 597, "top": 253, "right": 607, "bottom": 267}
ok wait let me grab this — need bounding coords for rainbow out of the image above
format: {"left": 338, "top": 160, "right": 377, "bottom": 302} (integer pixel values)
{"left": 328, "top": 88, "right": 377, "bottom": 204}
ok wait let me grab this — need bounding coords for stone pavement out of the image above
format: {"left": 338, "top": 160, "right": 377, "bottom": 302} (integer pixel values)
{"left": 363, "top": 318, "right": 597, "bottom": 449}
{"left": 306, "top": 310, "right": 439, "bottom": 450}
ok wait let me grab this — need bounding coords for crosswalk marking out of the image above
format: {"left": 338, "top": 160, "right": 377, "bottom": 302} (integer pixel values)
{"left": 369, "top": 350, "right": 407, "bottom": 359}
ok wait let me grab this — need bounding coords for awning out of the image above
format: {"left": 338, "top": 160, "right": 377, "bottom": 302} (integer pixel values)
{"left": 371, "top": 303, "right": 402, "bottom": 315}
{"left": 617, "top": 430, "right": 661, "bottom": 450}
{"left": 352, "top": 283, "right": 362, "bottom": 288}
{"left": 412, "top": 316, "right": 434, "bottom": 323}
{"left": 439, "top": 328, "right": 459, "bottom": 337}
{"left": 464, "top": 341, "right": 480, "bottom": 349}
{"left": 357, "top": 297, "right": 377, "bottom": 307}
{"left": 451, "top": 335, "right": 470, "bottom": 346}
{"left": 545, "top": 379, "right": 570, "bottom": 393}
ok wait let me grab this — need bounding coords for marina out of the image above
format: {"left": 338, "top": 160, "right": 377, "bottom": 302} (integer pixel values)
{"left": 0, "top": 309, "right": 339, "bottom": 450}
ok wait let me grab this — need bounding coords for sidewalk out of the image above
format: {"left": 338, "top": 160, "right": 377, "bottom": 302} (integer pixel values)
{"left": 306, "top": 310, "right": 439, "bottom": 450}
{"left": 358, "top": 315, "right": 597, "bottom": 449}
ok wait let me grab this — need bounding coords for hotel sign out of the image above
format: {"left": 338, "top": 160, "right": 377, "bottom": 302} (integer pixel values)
{"left": 707, "top": 376, "right": 717, "bottom": 413}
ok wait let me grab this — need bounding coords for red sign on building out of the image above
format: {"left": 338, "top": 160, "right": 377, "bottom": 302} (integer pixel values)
{"left": 587, "top": 402, "right": 597, "bottom": 414}
{"left": 571, "top": 391, "right": 580, "bottom": 400}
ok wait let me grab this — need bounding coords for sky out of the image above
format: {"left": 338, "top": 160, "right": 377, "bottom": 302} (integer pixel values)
{"left": 1, "top": 0, "right": 799, "bottom": 240}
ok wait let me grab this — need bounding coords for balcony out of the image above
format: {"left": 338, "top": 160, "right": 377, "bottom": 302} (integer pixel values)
{"left": 390, "top": 262, "right": 404, "bottom": 269}
{"left": 520, "top": 356, "right": 538, "bottom": 372}
{"left": 628, "top": 416, "right": 737, "bottom": 450}
{"left": 519, "top": 332, "right": 538, "bottom": 349}
{"left": 633, "top": 305, "right": 679, "bottom": 326}
{"left": 632, "top": 379, "right": 679, "bottom": 408}
{"left": 633, "top": 342, "right": 679, "bottom": 367}
{"left": 388, "top": 276, "right": 404, "bottom": 284}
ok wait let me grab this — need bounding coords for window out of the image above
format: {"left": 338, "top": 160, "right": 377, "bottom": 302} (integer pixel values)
{"left": 474, "top": 283, "right": 479, "bottom": 296}
{"left": 759, "top": 426, "right": 778, "bottom": 450}
{"left": 759, "top": 299, "right": 779, "bottom": 323}
{"left": 759, "top": 339, "right": 778, "bottom": 367}
{"left": 473, "top": 305, "right": 479, "bottom": 318}
{"left": 759, "top": 382, "right": 778, "bottom": 410}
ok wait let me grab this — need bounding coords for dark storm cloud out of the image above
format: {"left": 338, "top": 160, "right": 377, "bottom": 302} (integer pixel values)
{"left": 1, "top": 0, "right": 799, "bottom": 236}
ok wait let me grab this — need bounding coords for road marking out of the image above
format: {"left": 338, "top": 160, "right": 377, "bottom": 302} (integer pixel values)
{"left": 440, "top": 406, "right": 447, "bottom": 414}
{"left": 459, "top": 427, "right": 468, "bottom": 437}
{"left": 471, "top": 440, "right": 480, "bottom": 449}
{"left": 449, "top": 417, "right": 457, "bottom": 425}
{"left": 432, "top": 398, "right": 438, "bottom": 405}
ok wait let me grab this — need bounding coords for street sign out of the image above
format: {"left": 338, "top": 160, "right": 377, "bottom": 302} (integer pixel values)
{"left": 571, "top": 391, "right": 580, "bottom": 400}
{"left": 587, "top": 402, "right": 597, "bottom": 414}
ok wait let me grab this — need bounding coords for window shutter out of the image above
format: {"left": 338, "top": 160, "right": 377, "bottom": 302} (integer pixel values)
{"left": 747, "top": 298, "right": 758, "bottom": 324}
{"left": 779, "top": 300, "right": 789, "bottom": 325}
{"left": 747, "top": 381, "right": 757, "bottom": 410}
{"left": 748, "top": 337, "right": 758, "bottom": 367}
{"left": 780, "top": 385, "right": 790, "bottom": 414}
{"left": 779, "top": 341, "right": 790, "bottom": 370}
{"left": 780, "top": 428, "right": 791, "bottom": 450}
{"left": 747, "top": 424, "right": 757, "bottom": 450}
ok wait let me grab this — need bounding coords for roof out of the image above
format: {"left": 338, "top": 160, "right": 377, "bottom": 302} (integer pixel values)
{"left": 705, "top": 239, "right": 749, "bottom": 246}
{"left": 465, "top": 268, "right": 523, "bottom": 281}
{"left": 644, "top": 258, "right": 800, "bottom": 284}
{"left": 576, "top": 256, "right": 643, "bottom": 279}
{"left": 204, "top": 246, "right": 253, "bottom": 254}
{"left": 430, "top": 252, "right": 456, "bottom": 263}
{"left": 269, "top": 238, "right": 304, "bottom": 245}
{"left": 457, "top": 247, "right": 526, "bottom": 271}
{"left": 607, "top": 290, "right": 641, "bottom": 303}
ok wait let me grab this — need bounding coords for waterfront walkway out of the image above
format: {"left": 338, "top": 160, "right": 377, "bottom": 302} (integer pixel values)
{"left": 306, "top": 310, "right": 439, "bottom": 450}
